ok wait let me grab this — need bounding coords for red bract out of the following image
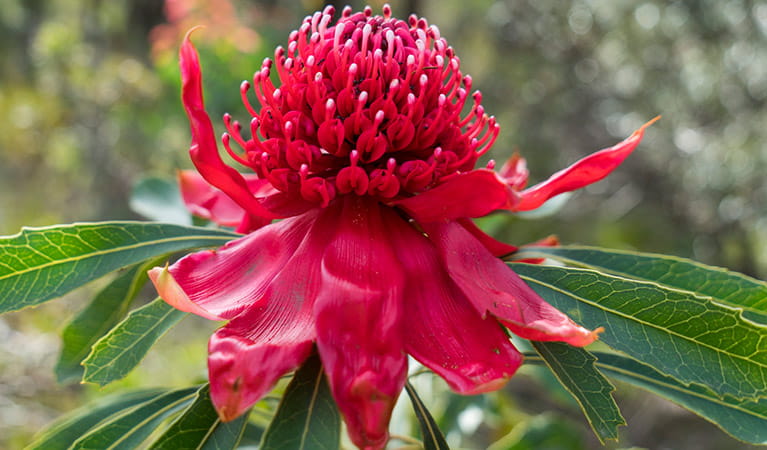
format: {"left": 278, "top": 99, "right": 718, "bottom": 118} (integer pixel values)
{"left": 150, "top": 5, "right": 655, "bottom": 448}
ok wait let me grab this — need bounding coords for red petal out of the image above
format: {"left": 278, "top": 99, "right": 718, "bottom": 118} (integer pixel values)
{"left": 425, "top": 221, "right": 599, "bottom": 347}
{"left": 387, "top": 213, "right": 522, "bottom": 394}
{"left": 515, "top": 117, "right": 660, "bottom": 211}
{"left": 207, "top": 207, "right": 336, "bottom": 420}
{"left": 392, "top": 170, "right": 517, "bottom": 223}
{"left": 458, "top": 218, "right": 518, "bottom": 257}
{"left": 149, "top": 209, "right": 318, "bottom": 320}
{"left": 314, "top": 197, "right": 407, "bottom": 449}
{"left": 180, "top": 30, "right": 277, "bottom": 224}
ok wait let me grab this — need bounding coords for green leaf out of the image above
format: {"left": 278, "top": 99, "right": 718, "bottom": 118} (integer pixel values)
{"left": 511, "top": 263, "right": 767, "bottom": 401}
{"left": 592, "top": 352, "right": 767, "bottom": 445}
{"left": 404, "top": 382, "right": 450, "bottom": 450}
{"left": 55, "top": 258, "right": 159, "bottom": 383}
{"left": 531, "top": 341, "right": 625, "bottom": 443}
{"left": 71, "top": 387, "right": 198, "bottom": 450}
{"left": 260, "top": 352, "right": 341, "bottom": 450}
{"left": 514, "top": 245, "right": 767, "bottom": 324}
{"left": 26, "top": 389, "right": 165, "bottom": 450}
{"left": 82, "top": 298, "right": 187, "bottom": 386}
{"left": 150, "top": 384, "right": 250, "bottom": 450}
{"left": 130, "top": 176, "right": 192, "bottom": 225}
{"left": 0, "top": 222, "right": 238, "bottom": 314}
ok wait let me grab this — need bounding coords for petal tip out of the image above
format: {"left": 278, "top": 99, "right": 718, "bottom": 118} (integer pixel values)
{"left": 149, "top": 264, "right": 223, "bottom": 321}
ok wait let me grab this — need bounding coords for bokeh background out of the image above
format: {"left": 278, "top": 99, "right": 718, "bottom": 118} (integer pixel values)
{"left": 1, "top": 0, "right": 766, "bottom": 448}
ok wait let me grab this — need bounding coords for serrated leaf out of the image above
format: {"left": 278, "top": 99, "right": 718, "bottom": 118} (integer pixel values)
{"left": 150, "top": 384, "right": 249, "bottom": 450}
{"left": 56, "top": 258, "right": 160, "bottom": 383}
{"left": 82, "top": 298, "right": 187, "bottom": 386}
{"left": 71, "top": 387, "right": 198, "bottom": 450}
{"left": 404, "top": 382, "right": 450, "bottom": 450}
{"left": 26, "top": 389, "right": 165, "bottom": 450}
{"left": 0, "top": 222, "right": 238, "bottom": 314}
{"left": 529, "top": 351, "right": 767, "bottom": 445}
{"left": 531, "top": 341, "right": 625, "bottom": 443}
{"left": 512, "top": 263, "right": 767, "bottom": 401}
{"left": 260, "top": 352, "right": 340, "bottom": 450}
{"left": 591, "top": 352, "right": 767, "bottom": 445}
{"left": 514, "top": 245, "right": 767, "bottom": 324}
{"left": 130, "top": 177, "right": 192, "bottom": 225}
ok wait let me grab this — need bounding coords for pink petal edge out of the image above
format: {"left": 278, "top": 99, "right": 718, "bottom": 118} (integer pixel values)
{"left": 388, "top": 212, "right": 523, "bottom": 394}
{"left": 515, "top": 117, "right": 660, "bottom": 212}
{"left": 425, "top": 220, "right": 600, "bottom": 347}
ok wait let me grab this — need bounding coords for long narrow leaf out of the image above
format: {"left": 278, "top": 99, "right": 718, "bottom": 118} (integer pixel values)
{"left": 260, "top": 353, "right": 340, "bottom": 450}
{"left": 82, "top": 298, "right": 187, "bottom": 386}
{"left": 404, "top": 382, "right": 450, "bottom": 450}
{"left": 71, "top": 387, "right": 198, "bottom": 449}
{"left": 26, "top": 389, "right": 165, "bottom": 450}
{"left": 525, "top": 352, "right": 767, "bottom": 444}
{"left": 514, "top": 245, "right": 767, "bottom": 324}
{"left": 150, "top": 384, "right": 249, "bottom": 450}
{"left": 0, "top": 222, "right": 238, "bottom": 314}
{"left": 56, "top": 258, "right": 160, "bottom": 383}
{"left": 512, "top": 263, "right": 767, "bottom": 401}
{"left": 531, "top": 341, "right": 624, "bottom": 443}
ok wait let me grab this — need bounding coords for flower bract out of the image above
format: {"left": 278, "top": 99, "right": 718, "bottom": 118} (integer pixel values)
{"left": 150, "top": 5, "right": 655, "bottom": 448}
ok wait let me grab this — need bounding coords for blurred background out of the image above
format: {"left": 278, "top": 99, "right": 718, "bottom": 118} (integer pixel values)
{"left": 0, "top": 0, "right": 765, "bottom": 448}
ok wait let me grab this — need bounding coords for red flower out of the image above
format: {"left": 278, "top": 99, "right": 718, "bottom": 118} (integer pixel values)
{"left": 150, "top": 5, "right": 655, "bottom": 448}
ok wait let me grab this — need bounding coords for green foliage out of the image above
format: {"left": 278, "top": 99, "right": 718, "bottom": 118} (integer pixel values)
{"left": 26, "top": 389, "right": 166, "bottom": 450}
{"left": 405, "top": 382, "right": 450, "bottom": 450}
{"left": 591, "top": 352, "right": 767, "bottom": 445}
{"left": 130, "top": 176, "right": 192, "bottom": 226}
{"left": 531, "top": 341, "right": 624, "bottom": 442}
{"left": 69, "top": 387, "right": 198, "bottom": 449}
{"left": 260, "top": 353, "right": 341, "bottom": 450}
{"left": 512, "top": 262, "right": 767, "bottom": 402}
{"left": 82, "top": 298, "right": 187, "bottom": 386}
{"left": 0, "top": 222, "right": 238, "bottom": 314}
{"left": 515, "top": 245, "right": 767, "bottom": 324}
{"left": 151, "top": 385, "right": 250, "bottom": 450}
{"left": 55, "top": 259, "right": 157, "bottom": 383}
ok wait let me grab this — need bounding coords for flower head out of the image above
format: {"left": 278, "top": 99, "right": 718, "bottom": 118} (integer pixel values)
{"left": 151, "top": 5, "right": 655, "bottom": 448}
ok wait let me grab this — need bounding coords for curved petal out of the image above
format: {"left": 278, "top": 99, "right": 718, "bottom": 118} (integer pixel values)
{"left": 391, "top": 170, "right": 517, "bottom": 223}
{"left": 458, "top": 218, "right": 518, "bottom": 258}
{"left": 149, "top": 208, "right": 318, "bottom": 320}
{"left": 515, "top": 117, "right": 660, "bottom": 212}
{"left": 180, "top": 31, "right": 278, "bottom": 225}
{"left": 207, "top": 206, "right": 336, "bottom": 420}
{"left": 314, "top": 197, "right": 407, "bottom": 449}
{"left": 424, "top": 221, "right": 600, "bottom": 347}
{"left": 177, "top": 170, "right": 279, "bottom": 229}
{"left": 387, "top": 213, "right": 522, "bottom": 394}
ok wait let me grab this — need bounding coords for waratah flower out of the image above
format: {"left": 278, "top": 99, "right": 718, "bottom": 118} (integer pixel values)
{"left": 150, "top": 5, "right": 656, "bottom": 448}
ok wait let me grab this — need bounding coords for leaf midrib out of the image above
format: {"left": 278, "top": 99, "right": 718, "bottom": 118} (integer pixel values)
{"left": 518, "top": 271, "right": 767, "bottom": 371}
{"left": 0, "top": 234, "right": 235, "bottom": 282}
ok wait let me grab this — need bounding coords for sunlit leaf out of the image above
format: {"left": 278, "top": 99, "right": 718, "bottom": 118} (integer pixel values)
{"left": 82, "top": 298, "right": 187, "bottom": 386}
{"left": 26, "top": 389, "right": 165, "bottom": 450}
{"left": 55, "top": 258, "right": 159, "bottom": 383}
{"left": 150, "top": 384, "right": 249, "bottom": 450}
{"left": 512, "top": 263, "right": 767, "bottom": 401}
{"left": 70, "top": 387, "right": 198, "bottom": 449}
{"left": 531, "top": 341, "right": 624, "bottom": 443}
{"left": 260, "top": 353, "right": 340, "bottom": 450}
{"left": 0, "top": 222, "right": 238, "bottom": 314}
{"left": 514, "top": 245, "right": 767, "bottom": 324}
{"left": 405, "top": 382, "right": 450, "bottom": 450}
